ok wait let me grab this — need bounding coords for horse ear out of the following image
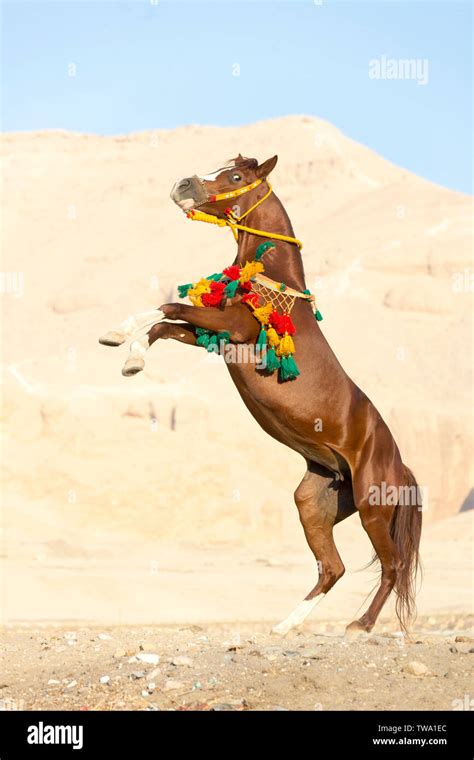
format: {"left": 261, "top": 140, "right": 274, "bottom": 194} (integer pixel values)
{"left": 255, "top": 155, "right": 278, "bottom": 179}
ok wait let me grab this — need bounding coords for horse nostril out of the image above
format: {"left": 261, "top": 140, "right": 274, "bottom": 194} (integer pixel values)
{"left": 178, "top": 178, "right": 191, "bottom": 191}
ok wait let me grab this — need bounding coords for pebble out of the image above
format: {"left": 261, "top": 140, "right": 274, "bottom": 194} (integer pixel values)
{"left": 455, "top": 636, "right": 473, "bottom": 644}
{"left": 301, "top": 649, "right": 323, "bottom": 660}
{"left": 113, "top": 649, "right": 126, "bottom": 659}
{"left": 404, "top": 661, "right": 428, "bottom": 677}
{"left": 130, "top": 671, "right": 145, "bottom": 680}
{"left": 136, "top": 653, "right": 160, "bottom": 665}
{"left": 66, "top": 680, "right": 77, "bottom": 689}
{"left": 172, "top": 656, "right": 193, "bottom": 667}
{"left": 164, "top": 679, "right": 184, "bottom": 691}
{"left": 147, "top": 682, "right": 156, "bottom": 691}
{"left": 98, "top": 633, "right": 113, "bottom": 641}
{"left": 47, "top": 679, "right": 60, "bottom": 685}
{"left": 139, "top": 643, "right": 156, "bottom": 652}
{"left": 149, "top": 668, "right": 161, "bottom": 680}
{"left": 99, "top": 675, "right": 110, "bottom": 684}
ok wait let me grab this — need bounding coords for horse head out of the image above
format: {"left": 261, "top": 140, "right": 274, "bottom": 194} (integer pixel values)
{"left": 170, "top": 154, "right": 278, "bottom": 218}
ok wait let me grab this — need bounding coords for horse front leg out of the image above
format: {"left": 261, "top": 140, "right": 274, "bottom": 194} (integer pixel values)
{"left": 99, "top": 308, "right": 166, "bottom": 347}
{"left": 121, "top": 302, "right": 257, "bottom": 376}
{"left": 159, "top": 302, "right": 259, "bottom": 343}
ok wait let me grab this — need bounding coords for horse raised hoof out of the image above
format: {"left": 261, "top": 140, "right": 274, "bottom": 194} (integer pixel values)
{"left": 121, "top": 356, "right": 145, "bottom": 376}
{"left": 99, "top": 330, "right": 127, "bottom": 347}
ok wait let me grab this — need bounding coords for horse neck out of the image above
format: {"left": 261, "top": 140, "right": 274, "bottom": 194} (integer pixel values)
{"left": 235, "top": 192, "right": 307, "bottom": 291}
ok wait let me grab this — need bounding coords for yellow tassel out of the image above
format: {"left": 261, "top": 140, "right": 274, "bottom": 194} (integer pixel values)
{"left": 276, "top": 333, "right": 295, "bottom": 357}
{"left": 251, "top": 302, "right": 274, "bottom": 325}
{"left": 188, "top": 277, "right": 211, "bottom": 307}
{"left": 239, "top": 260, "right": 264, "bottom": 283}
{"left": 266, "top": 327, "right": 281, "bottom": 347}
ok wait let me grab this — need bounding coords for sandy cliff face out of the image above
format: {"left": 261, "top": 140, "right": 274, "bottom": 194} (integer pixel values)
{"left": 1, "top": 115, "right": 472, "bottom": 550}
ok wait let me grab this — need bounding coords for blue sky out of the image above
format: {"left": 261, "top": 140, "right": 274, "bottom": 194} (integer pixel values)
{"left": 1, "top": 0, "right": 472, "bottom": 192}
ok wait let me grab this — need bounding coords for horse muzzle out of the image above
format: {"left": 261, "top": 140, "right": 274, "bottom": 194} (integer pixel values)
{"left": 170, "top": 176, "right": 209, "bottom": 211}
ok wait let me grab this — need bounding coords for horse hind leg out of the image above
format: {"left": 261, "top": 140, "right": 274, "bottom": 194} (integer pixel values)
{"left": 272, "top": 463, "right": 355, "bottom": 635}
{"left": 345, "top": 459, "right": 421, "bottom": 636}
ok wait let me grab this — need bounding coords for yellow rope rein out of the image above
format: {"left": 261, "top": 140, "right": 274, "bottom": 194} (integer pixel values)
{"left": 185, "top": 181, "right": 303, "bottom": 250}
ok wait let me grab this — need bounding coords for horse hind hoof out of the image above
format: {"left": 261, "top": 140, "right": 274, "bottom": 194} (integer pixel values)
{"left": 99, "top": 330, "right": 127, "bottom": 347}
{"left": 122, "top": 357, "right": 145, "bottom": 377}
{"left": 344, "top": 620, "right": 372, "bottom": 640}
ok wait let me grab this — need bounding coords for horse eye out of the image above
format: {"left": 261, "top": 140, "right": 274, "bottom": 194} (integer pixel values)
{"left": 231, "top": 173, "right": 242, "bottom": 182}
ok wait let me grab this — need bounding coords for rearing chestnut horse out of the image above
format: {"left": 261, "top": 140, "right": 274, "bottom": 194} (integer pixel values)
{"left": 100, "top": 155, "right": 422, "bottom": 635}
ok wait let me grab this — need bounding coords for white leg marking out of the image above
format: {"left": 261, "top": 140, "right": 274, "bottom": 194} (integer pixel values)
{"left": 121, "top": 336, "right": 150, "bottom": 377}
{"left": 272, "top": 595, "right": 325, "bottom": 636}
{"left": 120, "top": 309, "right": 165, "bottom": 337}
{"left": 100, "top": 310, "right": 165, "bottom": 347}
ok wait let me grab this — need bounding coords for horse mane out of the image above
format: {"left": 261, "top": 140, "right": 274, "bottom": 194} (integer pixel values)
{"left": 225, "top": 155, "right": 258, "bottom": 170}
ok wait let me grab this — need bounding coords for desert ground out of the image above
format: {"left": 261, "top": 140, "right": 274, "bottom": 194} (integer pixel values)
{"left": 0, "top": 116, "right": 472, "bottom": 710}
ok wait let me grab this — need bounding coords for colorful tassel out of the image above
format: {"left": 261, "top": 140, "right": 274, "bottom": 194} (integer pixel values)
{"left": 255, "top": 241, "right": 276, "bottom": 261}
{"left": 224, "top": 280, "right": 239, "bottom": 298}
{"left": 188, "top": 277, "right": 212, "bottom": 307}
{"left": 218, "top": 330, "right": 230, "bottom": 343}
{"left": 207, "top": 272, "right": 224, "bottom": 282}
{"left": 207, "top": 334, "right": 218, "bottom": 352}
{"left": 263, "top": 346, "right": 281, "bottom": 372}
{"left": 269, "top": 311, "right": 296, "bottom": 335}
{"left": 315, "top": 309, "right": 323, "bottom": 321}
{"left": 178, "top": 283, "right": 193, "bottom": 298}
{"left": 256, "top": 326, "right": 267, "bottom": 348}
{"left": 223, "top": 265, "right": 241, "bottom": 281}
{"left": 266, "top": 327, "right": 280, "bottom": 347}
{"left": 201, "top": 280, "right": 226, "bottom": 307}
{"left": 252, "top": 302, "right": 274, "bottom": 325}
{"left": 241, "top": 292, "right": 260, "bottom": 307}
{"left": 239, "top": 260, "right": 264, "bottom": 284}
{"left": 280, "top": 354, "right": 300, "bottom": 380}
{"left": 195, "top": 328, "right": 211, "bottom": 348}
{"left": 276, "top": 333, "right": 295, "bottom": 357}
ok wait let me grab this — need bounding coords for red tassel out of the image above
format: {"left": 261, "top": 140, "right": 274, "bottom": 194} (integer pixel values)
{"left": 201, "top": 280, "right": 226, "bottom": 307}
{"left": 222, "top": 265, "right": 241, "bottom": 281}
{"left": 240, "top": 280, "right": 253, "bottom": 291}
{"left": 241, "top": 292, "right": 260, "bottom": 307}
{"left": 269, "top": 311, "right": 296, "bottom": 335}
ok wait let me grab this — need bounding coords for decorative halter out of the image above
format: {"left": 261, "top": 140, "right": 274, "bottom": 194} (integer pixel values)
{"left": 185, "top": 179, "right": 303, "bottom": 249}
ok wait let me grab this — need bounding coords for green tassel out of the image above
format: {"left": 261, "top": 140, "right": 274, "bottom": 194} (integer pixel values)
{"left": 256, "top": 326, "right": 267, "bottom": 348}
{"left": 264, "top": 346, "right": 281, "bottom": 373}
{"left": 207, "top": 334, "right": 218, "bottom": 352}
{"left": 196, "top": 327, "right": 211, "bottom": 348}
{"left": 255, "top": 241, "right": 276, "bottom": 261}
{"left": 280, "top": 354, "right": 300, "bottom": 381}
{"left": 207, "top": 272, "right": 224, "bottom": 282}
{"left": 315, "top": 309, "right": 323, "bottom": 321}
{"left": 217, "top": 331, "right": 230, "bottom": 347}
{"left": 224, "top": 280, "right": 239, "bottom": 298}
{"left": 303, "top": 288, "right": 311, "bottom": 295}
{"left": 178, "top": 283, "right": 192, "bottom": 298}
{"left": 279, "top": 282, "right": 287, "bottom": 292}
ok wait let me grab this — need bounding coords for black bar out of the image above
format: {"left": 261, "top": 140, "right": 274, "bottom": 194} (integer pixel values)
{"left": 0, "top": 710, "right": 471, "bottom": 757}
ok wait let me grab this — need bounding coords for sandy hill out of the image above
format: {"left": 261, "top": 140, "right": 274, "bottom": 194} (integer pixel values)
{"left": 1, "top": 116, "right": 472, "bottom": 564}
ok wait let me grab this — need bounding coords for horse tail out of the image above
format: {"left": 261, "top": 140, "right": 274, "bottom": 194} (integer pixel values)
{"left": 390, "top": 464, "right": 423, "bottom": 632}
